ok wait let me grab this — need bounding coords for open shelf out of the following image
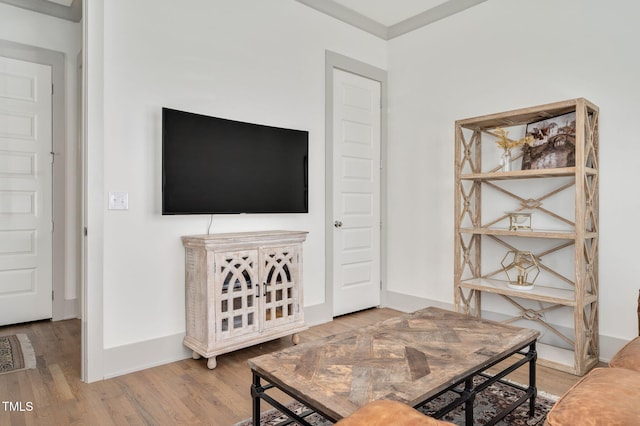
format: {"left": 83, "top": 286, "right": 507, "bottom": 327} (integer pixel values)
{"left": 458, "top": 227, "right": 592, "bottom": 239}
{"left": 459, "top": 278, "right": 577, "bottom": 306}
{"left": 460, "top": 166, "right": 597, "bottom": 181}
{"left": 455, "top": 98, "right": 598, "bottom": 130}
{"left": 459, "top": 278, "right": 576, "bottom": 306}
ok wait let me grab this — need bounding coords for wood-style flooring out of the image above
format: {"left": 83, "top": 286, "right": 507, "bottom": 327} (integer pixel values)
{"left": 0, "top": 308, "right": 588, "bottom": 425}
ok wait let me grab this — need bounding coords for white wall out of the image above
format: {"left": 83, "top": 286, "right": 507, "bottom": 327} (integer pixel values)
{"left": 386, "top": 0, "right": 640, "bottom": 349}
{"left": 88, "top": 0, "right": 386, "bottom": 375}
{"left": 0, "top": 3, "right": 81, "bottom": 312}
{"left": 85, "top": 0, "right": 640, "bottom": 379}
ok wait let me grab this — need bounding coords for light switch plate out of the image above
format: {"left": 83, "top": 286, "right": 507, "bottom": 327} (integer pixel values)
{"left": 108, "top": 192, "right": 129, "bottom": 210}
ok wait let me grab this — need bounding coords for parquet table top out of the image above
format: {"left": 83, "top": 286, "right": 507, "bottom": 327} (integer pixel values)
{"left": 248, "top": 307, "right": 539, "bottom": 421}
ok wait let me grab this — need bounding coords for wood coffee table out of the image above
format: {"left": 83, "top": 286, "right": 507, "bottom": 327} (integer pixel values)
{"left": 248, "top": 307, "right": 539, "bottom": 426}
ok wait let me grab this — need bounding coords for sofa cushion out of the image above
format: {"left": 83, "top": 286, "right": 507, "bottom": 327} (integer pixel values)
{"left": 334, "top": 400, "right": 454, "bottom": 426}
{"left": 546, "top": 367, "right": 640, "bottom": 426}
{"left": 609, "top": 336, "right": 640, "bottom": 372}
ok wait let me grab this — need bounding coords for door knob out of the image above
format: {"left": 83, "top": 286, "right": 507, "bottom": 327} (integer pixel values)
{"left": 334, "top": 220, "right": 343, "bottom": 228}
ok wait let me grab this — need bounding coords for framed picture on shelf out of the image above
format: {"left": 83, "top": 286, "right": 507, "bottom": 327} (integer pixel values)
{"left": 521, "top": 112, "right": 576, "bottom": 170}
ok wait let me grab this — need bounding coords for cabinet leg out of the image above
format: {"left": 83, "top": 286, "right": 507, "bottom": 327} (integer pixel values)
{"left": 207, "top": 357, "right": 217, "bottom": 369}
{"left": 292, "top": 333, "right": 300, "bottom": 345}
{"left": 192, "top": 351, "right": 201, "bottom": 360}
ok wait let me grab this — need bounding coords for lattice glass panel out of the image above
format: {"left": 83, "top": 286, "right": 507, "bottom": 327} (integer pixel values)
{"left": 215, "top": 251, "right": 259, "bottom": 340}
{"left": 261, "top": 246, "right": 298, "bottom": 329}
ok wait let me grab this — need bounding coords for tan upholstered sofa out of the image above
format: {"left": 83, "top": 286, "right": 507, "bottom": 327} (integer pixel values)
{"left": 334, "top": 400, "right": 454, "bottom": 426}
{"left": 545, "top": 336, "right": 640, "bottom": 425}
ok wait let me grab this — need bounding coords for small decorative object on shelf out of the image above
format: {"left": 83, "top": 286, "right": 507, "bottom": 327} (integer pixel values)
{"left": 507, "top": 211, "right": 532, "bottom": 231}
{"left": 500, "top": 150, "right": 512, "bottom": 172}
{"left": 501, "top": 250, "right": 540, "bottom": 291}
{"left": 494, "top": 128, "right": 534, "bottom": 172}
{"left": 522, "top": 112, "right": 577, "bottom": 170}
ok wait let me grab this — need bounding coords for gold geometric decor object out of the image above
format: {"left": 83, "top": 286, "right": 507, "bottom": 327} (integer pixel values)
{"left": 501, "top": 250, "right": 540, "bottom": 291}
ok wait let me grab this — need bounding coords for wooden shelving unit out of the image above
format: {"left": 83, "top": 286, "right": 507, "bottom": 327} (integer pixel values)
{"left": 453, "top": 98, "right": 599, "bottom": 376}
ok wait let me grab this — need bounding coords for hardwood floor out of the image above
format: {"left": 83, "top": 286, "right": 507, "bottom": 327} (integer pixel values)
{"left": 0, "top": 308, "right": 589, "bottom": 425}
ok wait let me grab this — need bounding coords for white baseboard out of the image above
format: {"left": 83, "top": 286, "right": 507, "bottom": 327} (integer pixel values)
{"left": 383, "top": 290, "right": 628, "bottom": 364}
{"left": 63, "top": 298, "right": 78, "bottom": 320}
{"left": 100, "top": 292, "right": 628, "bottom": 379}
{"left": 103, "top": 333, "right": 191, "bottom": 379}
{"left": 383, "top": 290, "right": 454, "bottom": 313}
{"left": 101, "top": 305, "right": 333, "bottom": 379}
{"left": 303, "top": 302, "right": 333, "bottom": 327}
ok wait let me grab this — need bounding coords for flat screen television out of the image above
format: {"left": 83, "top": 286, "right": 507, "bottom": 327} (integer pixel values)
{"left": 162, "top": 108, "right": 308, "bottom": 214}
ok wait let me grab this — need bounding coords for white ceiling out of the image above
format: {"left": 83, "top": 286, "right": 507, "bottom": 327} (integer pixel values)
{"left": 331, "top": 0, "right": 450, "bottom": 27}
{"left": 295, "top": 0, "right": 488, "bottom": 39}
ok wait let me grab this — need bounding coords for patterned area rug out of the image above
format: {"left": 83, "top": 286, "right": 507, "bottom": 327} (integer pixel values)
{"left": 236, "top": 379, "right": 558, "bottom": 426}
{"left": 0, "top": 334, "right": 36, "bottom": 376}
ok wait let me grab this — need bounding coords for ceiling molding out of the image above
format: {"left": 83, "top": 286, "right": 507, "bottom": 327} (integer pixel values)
{"left": 295, "top": 0, "right": 389, "bottom": 39}
{"left": 2, "top": 0, "right": 486, "bottom": 34}
{"left": 0, "top": 0, "right": 81, "bottom": 22}
{"left": 296, "top": 0, "right": 488, "bottom": 40}
{"left": 388, "top": 0, "right": 488, "bottom": 39}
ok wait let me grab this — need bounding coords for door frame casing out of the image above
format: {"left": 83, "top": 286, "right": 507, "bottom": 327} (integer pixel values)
{"left": 325, "top": 50, "right": 388, "bottom": 316}
{"left": 0, "top": 39, "right": 69, "bottom": 321}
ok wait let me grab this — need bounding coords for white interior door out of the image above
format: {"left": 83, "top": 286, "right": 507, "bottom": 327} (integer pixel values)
{"left": 0, "top": 56, "right": 53, "bottom": 326}
{"left": 332, "top": 68, "right": 381, "bottom": 317}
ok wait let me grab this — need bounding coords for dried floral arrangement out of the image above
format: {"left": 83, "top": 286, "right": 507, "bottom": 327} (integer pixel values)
{"left": 493, "top": 128, "right": 534, "bottom": 151}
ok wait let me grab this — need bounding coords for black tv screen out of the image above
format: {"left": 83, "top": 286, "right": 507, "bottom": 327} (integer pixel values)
{"left": 162, "top": 108, "right": 308, "bottom": 214}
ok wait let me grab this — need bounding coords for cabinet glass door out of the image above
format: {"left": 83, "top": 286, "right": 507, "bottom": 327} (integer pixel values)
{"left": 260, "top": 246, "right": 300, "bottom": 330}
{"left": 214, "top": 250, "right": 260, "bottom": 340}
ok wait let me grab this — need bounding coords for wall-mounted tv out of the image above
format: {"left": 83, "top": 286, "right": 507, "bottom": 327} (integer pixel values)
{"left": 162, "top": 108, "right": 308, "bottom": 214}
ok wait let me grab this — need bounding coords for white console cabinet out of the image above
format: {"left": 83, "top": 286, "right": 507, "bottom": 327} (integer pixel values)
{"left": 182, "top": 230, "right": 308, "bottom": 369}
